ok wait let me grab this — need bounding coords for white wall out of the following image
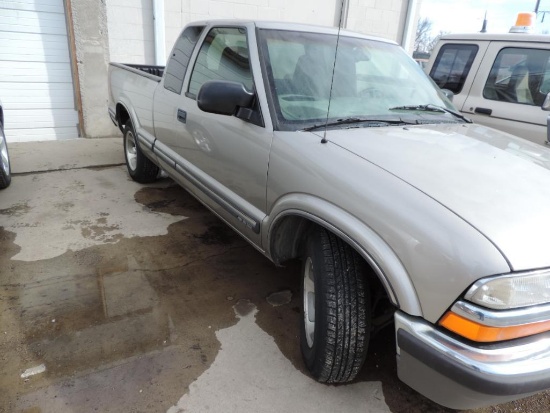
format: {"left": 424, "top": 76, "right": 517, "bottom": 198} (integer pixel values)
{"left": 164, "top": 0, "right": 338, "bottom": 59}
{"left": 106, "top": 0, "right": 155, "bottom": 64}
{"left": 105, "top": 0, "right": 420, "bottom": 65}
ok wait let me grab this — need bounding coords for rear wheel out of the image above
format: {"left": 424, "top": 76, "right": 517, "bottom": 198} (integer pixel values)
{"left": 123, "top": 120, "right": 158, "bottom": 183}
{"left": 0, "top": 122, "right": 11, "bottom": 189}
{"left": 300, "top": 227, "right": 371, "bottom": 383}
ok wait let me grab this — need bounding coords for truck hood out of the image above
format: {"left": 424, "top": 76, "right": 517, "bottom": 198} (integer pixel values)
{"left": 325, "top": 123, "right": 550, "bottom": 271}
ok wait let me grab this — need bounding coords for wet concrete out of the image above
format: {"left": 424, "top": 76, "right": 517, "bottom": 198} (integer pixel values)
{"left": 1, "top": 157, "right": 550, "bottom": 412}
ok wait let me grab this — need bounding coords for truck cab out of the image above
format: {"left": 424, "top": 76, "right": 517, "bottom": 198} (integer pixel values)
{"left": 426, "top": 32, "right": 550, "bottom": 145}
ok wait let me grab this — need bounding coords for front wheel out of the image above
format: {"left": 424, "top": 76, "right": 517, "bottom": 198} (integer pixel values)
{"left": 300, "top": 227, "right": 371, "bottom": 383}
{"left": 0, "top": 122, "right": 11, "bottom": 189}
{"left": 123, "top": 120, "right": 159, "bottom": 183}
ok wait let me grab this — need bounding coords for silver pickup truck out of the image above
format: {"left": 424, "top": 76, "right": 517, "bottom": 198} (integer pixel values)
{"left": 108, "top": 20, "right": 550, "bottom": 409}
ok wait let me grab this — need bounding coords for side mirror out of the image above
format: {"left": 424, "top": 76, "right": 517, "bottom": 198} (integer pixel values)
{"left": 441, "top": 88, "right": 454, "bottom": 102}
{"left": 542, "top": 92, "right": 550, "bottom": 111}
{"left": 197, "top": 80, "right": 254, "bottom": 116}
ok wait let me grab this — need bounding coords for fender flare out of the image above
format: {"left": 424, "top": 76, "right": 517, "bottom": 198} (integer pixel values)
{"left": 263, "top": 194, "right": 423, "bottom": 317}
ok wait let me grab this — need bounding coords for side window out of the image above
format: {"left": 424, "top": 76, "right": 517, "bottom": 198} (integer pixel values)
{"left": 429, "top": 44, "right": 478, "bottom": 94}
{"left": 164, "top": 25, "right": 204, "bottom": 94}
{"left": 484, "top": 47, "right": 550, "bottom": 106}
{"left": 188, "top": 27, "right": 253, "bottom": 98}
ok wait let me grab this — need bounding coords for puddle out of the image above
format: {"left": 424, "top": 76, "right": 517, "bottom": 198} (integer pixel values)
{"left": 0, "top": 167, "right": 183, "bottom": 261}
{"left": 168, "top": 301, "right": 391, "bottom": 413}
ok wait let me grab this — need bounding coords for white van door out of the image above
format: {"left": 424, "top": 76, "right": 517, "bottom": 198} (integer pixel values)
{"left": 428, "top": 40, "right": 489, "bottom": 110}
{"left": 461, "top": 42, "right": 550, "bottom": 145}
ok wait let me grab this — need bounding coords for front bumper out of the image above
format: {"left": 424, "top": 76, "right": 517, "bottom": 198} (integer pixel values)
{"left": 395, "top": 311, "right": 550, "bottom": 409}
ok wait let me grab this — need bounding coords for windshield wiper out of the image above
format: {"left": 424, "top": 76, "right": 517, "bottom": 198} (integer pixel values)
{"left": 389, "top": 104, "right": 472, "bottom": 123}
{"left": 302, "top": 117, "right": 411, "bottom": 132}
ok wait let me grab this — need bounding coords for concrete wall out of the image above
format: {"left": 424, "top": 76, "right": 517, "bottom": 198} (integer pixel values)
{"left": 69, "top": 0, "right": 118, "bottom": 138}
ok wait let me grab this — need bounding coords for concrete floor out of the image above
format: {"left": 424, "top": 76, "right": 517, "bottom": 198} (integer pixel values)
{"left": 1, "top": 138, "right": 549, "bottom": 413}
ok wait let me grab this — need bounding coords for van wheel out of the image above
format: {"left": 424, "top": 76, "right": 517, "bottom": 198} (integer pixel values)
{"left": 0, "top": 122, "right": 11, "bottom": 189}
{"left": 300, "top": 227, "right": 370, "bottom": 383}
{"left": 123, "top": 120, "right": 158, "bottom": 183}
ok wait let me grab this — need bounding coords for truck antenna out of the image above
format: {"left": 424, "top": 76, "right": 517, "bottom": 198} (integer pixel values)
{"left": 322, "top": 0, "right": 346, "bottom": 144}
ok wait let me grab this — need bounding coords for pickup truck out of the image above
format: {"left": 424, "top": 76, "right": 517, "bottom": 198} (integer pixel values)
{"left": 108, "top": 20, "right": 550, "bottom": 409}
{"left": 426, "top": 32, "right": 550, "bottom": 146}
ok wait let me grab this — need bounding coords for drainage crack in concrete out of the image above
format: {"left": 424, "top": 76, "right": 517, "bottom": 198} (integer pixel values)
{"left": 11, "top": 163, "right": 126, "bottom": 176}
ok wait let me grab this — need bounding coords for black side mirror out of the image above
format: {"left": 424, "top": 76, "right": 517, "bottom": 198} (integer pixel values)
{"left": 197, "top": 80, "right": 254, "bottom": 116}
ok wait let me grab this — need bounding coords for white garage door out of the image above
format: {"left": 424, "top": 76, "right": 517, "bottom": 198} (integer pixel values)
{"left": 0, "top": 0, "right": 79, "bottom": 142}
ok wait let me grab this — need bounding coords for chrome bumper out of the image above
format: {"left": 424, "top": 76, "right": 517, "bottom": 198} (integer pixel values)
{"left": 395, "top": 311, "right": 550, "bottom": 409}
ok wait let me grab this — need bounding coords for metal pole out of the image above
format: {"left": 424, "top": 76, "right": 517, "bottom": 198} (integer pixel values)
{"left": 535, "top": 0, "right": 541, "bottom": 13}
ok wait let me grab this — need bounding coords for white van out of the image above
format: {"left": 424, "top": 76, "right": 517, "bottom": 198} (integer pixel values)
{"left": 426, "top": 32, "right": 550, "bottom": 146}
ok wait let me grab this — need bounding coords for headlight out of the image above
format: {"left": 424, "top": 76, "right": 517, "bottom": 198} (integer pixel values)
{"left": 465, "top": 270, "right": 550, "bottom": 310}
{"left": 438, "top": 270, "right": 550, "bottom": 342}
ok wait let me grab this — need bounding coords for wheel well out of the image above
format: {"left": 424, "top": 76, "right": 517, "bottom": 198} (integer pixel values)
{"left": 270, "top": 215, "right": 392, "bottom": 309}
{"left": 116, "top": 104, "right": 130, "bottom": 132}
{"left": 0, "top": 105, "right": 4, "bottom": 129}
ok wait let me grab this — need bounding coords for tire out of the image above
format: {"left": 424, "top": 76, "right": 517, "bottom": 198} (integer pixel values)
{"left": 123, "top": 120, "right": 159, "bottom": 183}
{"left": 300, "top": 227, "right": 370, "bottom": 383}
{"left": 0, "top": 122, "right": 11, "bottom": 189}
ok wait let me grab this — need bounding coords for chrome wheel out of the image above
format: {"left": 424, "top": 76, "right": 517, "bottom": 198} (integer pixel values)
{"left": 125, "top": 130, "right": 137, "bottom": 171}
{"left": 303, "top": 257, "right": 316, "bottom": 348}
{"left": 0, "top": 130, "right": 9, "bottom": 176}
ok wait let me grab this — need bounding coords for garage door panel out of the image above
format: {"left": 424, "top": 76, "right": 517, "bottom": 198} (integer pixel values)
{"left": 0, "top": 30, "right": 68, "bottom": 45}
{"left": 0, "top": 0, "right": 64, "bottom": 14}
{"left": 0, "top": 70, "right": 73, "bottom": 83}
{"left": 5, "top": 127, "right": 77, "bottom": 142}
{"left": 0, "top": 49, "right": 71, "bottom": 63}
{"left": 0, "top": 81, "right": 74, "bottom": 91}
{"left": 5, "top": 108, "right": 78, "bottom": 129}
{"left": 1, "top": 0, "right": 79, "bottom": 141}
{"left": 2, "top": 93, "right": 75, "bottom": 110}
{"left": 0, "top": 10, "right": 68, "bottom": 36}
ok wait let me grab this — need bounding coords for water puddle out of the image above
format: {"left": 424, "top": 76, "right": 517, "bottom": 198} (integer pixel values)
{"left": 168, "top": 301, "right": 391, "bottom": 413}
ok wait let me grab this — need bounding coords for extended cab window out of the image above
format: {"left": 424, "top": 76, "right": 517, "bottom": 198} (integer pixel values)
{"left": 164, "top": 25, "right": 204, "bottom": 94}
{"left": 483, "top": 47, "right": 550, "bottom": 106}
{"left": 187, "top": 27, "right": 253, "bottom": 98}
{"left": 429, "top": 44, "right": 478, "bottom": 94}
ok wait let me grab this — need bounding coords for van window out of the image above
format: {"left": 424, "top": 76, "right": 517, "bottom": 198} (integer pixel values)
{"left": 429, "top": 44, "right": 478, "bottom": 94}
{"left": 187, "top": 27, "right": 253, "bottom": 98}
{"left": 164, "top": 26, "right": 204, "bottom": 94}
{"left": 483, "top": 47, "right": 550, "bottom": 106}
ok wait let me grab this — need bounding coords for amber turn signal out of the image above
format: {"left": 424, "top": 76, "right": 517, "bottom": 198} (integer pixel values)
{"left": 439, "top": 311, "right": 550, "bottom": 342}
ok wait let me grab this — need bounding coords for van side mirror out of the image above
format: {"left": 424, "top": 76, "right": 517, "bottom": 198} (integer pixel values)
{"left": 542, "top": 92, "right": 550, "bottom": 111}
{"left": 441, "top": 88, "right": 454, "bottom": 102}
{"left": 197, "top": 80, "right": 254, "bottom": 116}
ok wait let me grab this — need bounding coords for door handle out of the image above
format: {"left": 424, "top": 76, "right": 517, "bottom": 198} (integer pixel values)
{"left": 474, "top": 107, "right": 492, "bottom": 115}
{"left": 177, "top": 109, "right": 187, "bottom": 123}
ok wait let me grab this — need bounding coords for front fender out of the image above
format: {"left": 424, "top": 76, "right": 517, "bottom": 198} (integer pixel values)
{"left": 263, "top": 194, "right": 423, "bottom": 317}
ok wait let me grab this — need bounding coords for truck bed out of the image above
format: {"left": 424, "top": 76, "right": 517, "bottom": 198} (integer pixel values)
{"left": 110, "top": 63, "right": 165, "bottom": 81}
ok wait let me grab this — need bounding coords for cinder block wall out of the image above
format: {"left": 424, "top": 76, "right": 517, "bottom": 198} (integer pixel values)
{"left": 106, "top": 0, "right": 155, "bottom": 64}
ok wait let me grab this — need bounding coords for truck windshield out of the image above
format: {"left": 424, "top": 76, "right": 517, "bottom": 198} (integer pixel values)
{"left": 258, "top": 29, "right": 458, "bottom": 131}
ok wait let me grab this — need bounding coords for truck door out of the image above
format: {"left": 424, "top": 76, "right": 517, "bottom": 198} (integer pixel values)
{"left": 461, "top": 42, "right": 550, "bottom": 145}
{"left": 154, "top": 24, "right": 272, "bottom": 247}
